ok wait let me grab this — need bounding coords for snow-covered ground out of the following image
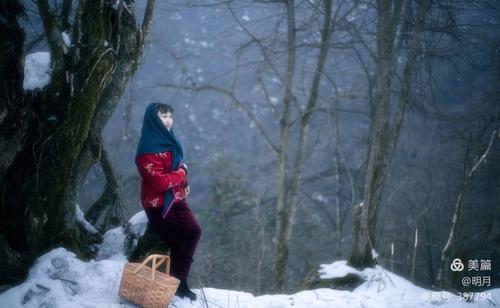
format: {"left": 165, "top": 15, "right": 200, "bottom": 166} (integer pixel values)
{"left": 1, "top": 212, "right": 498, "bottom": 308}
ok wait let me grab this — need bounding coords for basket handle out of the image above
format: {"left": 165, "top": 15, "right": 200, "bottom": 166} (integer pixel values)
{"left": 132, "top": 254, "right": 171, "bottom": 281}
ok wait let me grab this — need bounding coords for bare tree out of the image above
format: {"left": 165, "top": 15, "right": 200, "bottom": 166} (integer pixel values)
{"left": 436, "top": 129, "right": 499, "bottom": 289}
{"left": 349, "top": 0, "right": 431, "bottom": 268}
{"left": 160, "top": 0, "right": 341, "bottom": 290}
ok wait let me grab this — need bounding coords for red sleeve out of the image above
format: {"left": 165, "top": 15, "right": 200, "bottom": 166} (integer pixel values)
{"left": 136, "top": 153, "right": 186, "bottom": 192}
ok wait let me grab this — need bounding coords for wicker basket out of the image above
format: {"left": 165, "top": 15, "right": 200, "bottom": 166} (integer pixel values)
{"left": 118, "top": 254, "right": 180, "bottom": 308}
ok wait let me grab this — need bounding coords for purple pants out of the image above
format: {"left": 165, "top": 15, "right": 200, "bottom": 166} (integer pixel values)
{"left": 144, "top": 201, "right": 201, "bottom": 281}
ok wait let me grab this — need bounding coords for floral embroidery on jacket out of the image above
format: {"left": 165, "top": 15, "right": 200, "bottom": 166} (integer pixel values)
{"left": 149, "top": 197, "right": 160, "bottom": 207}
{"left": 136, "top": 151, "right": 187, "bottom": 209}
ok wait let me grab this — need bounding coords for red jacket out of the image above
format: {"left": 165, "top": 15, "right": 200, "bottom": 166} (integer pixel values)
{"left": 136, "top": 151, "right": 187, "bottom": 209}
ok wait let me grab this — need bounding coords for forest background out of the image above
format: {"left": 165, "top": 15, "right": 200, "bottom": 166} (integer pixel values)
{"left": 1, "top": 0, "right": 499, "bottom": 295}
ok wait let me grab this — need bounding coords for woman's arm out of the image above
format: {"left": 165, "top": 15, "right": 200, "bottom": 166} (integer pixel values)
{"left": 136, "top": 154, "right": 186, "bottom": 192}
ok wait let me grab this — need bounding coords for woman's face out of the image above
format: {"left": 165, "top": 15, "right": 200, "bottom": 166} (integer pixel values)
{"left": 157, "top": 111, "right": 173, "bottom": 129}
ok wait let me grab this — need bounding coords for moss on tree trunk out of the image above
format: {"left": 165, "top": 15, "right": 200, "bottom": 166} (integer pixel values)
{"left": 0, "top": 0, "right": 156, "bottom": 285}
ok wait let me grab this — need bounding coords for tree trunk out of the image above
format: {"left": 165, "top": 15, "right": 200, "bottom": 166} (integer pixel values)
{"left": 333, "top": 98, "right": 343, "bottom": 258}
{"left": 274, "top": 0, "right": 332, "bottom": 290}
{"left": 349, "top": 0, "right": 429, "bottom": 268}
{"left": 0, "top": 0, "right": 156, "bottom": 285}
{"left": 0, "top": 0, "right": 27, "bottom": 284}
{"left": 67, "top": 0, "right": 155, "bottom": 228}
{"left": 85, "top": 140, "right": 128, "bottom": 230}
{"left": 273, "top": 0, "right": 296, "bottom": 291}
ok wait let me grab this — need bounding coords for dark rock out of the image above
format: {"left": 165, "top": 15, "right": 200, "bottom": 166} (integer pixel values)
{"left": 0, "top": 234, "right": 26, "bottom": 285}
{"left": 300, "top": 265, "right": 365, "bottom": 291}
{"left": 125, "top": 222, "right": 170, "bottom": 262}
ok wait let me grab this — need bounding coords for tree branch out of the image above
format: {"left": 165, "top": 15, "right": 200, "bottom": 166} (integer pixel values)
{"left": 390, "top": 0, "right": 430, "bottom": 147}
{"left": 141, "top": 0, "right": 156, "bottom": 40}
{"left": 468, "top": 130, "right": 498, "bottom": 177}
{"left": 36, "top": 0, "right": 66, "bottom": 70}
{"left": 85, "top": 138, "right": 128, "bottom": 230}
{"left": 60, "top": 0, "right": 72, "bottom": 31}
{"left": 227, "top": 3, "right": 283, "bottom": 83}
{"left": 158, "top": 82, "right": 279, "bottom": 155}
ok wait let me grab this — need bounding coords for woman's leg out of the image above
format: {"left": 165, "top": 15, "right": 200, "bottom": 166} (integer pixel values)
{"left": 164, "top": 201, "right": 201, "bottom": 281}
{"left": 144, "top": 202, "right": 201, "bottom": 281}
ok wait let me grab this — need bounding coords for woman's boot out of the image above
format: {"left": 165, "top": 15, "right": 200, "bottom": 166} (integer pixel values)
{"left": 175, "top": 280, "right": 197, "bottom": 301}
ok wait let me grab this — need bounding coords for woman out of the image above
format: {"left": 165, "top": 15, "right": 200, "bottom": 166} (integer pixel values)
{"left": 135, "top": 102, "right": 201, "bottom": 301}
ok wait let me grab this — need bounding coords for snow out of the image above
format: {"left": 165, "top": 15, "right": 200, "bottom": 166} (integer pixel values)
{"left": 1, "top": 214, "right": 498, "bottom": 307}
{"left": 96, "top": 227, "right": 126, "bottom": 262}
{"left": 112, "top": 0, "right": 121, "bottom": 10}
{"left": 319, "top": 260, "right": 364, "bottom": 279}
{"left": 61, "top": 32, "right": 71, "bottom": 47}
{"left": 23, "top": 52, "right": 52, "bottom": 91}
{"left": 312, "top": 192, "right": 328, "bottom": 203}
{"left": 127, "top": 210, "right": 148, "bottom": 238}
{"left": 170, "top": 12, "right": 183, "bottom": 21}
{"left": 75, "top": 204, "right": 99, "bottom": 234}
{"left": 0, "top": 248, "right": 128, "bottom": 308}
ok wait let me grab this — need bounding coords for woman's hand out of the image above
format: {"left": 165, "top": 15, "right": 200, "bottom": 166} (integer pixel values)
{"left": 184, "top": 184, "right": 191, "bottom": 197}
{"left": 179, "top": 163, "right": 188, "bottom": 175}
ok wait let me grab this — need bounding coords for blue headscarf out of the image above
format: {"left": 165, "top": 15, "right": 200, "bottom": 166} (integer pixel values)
{"left": 136, "top": 103, "right": 184, "bottom": 217}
